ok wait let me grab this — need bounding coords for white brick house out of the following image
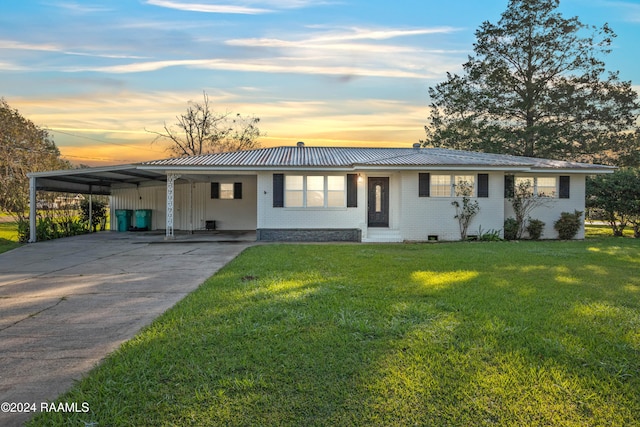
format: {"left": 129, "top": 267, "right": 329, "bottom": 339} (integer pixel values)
{"left": 28, "top": 143, "right": 614, "bottom": 242}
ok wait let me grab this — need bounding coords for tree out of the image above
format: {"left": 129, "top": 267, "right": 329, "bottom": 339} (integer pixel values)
{"left": 423, "top": 0, "right": 639, "bottom": 165}
{"left": 0, "top": 99, "right": 70, "bottom": 221}
{"left": 149, "top": 92, "right": 263, "bottom": 157}
{"left": 586, "top": 169, "right": 640, "bottom": 237}
{"left": 507, "top": 179, "right": 549, "bottom": 239}
{"left": 451, "top": 180, "right": 480, "bottom": 240}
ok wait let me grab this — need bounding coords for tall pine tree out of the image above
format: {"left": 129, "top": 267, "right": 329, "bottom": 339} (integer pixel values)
{"left": 423, "top": 0, "right": 639, "bottom": 165}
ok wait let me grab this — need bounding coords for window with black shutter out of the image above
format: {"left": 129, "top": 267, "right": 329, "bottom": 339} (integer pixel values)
{"left": 233, "top": 182, "right": 242, "bottom": 199}
{"left": 477, "top": 174, "right": 489, "bottom": 198}
{"left": 212, "top": 182, "right": 242, "bottom": 199}
{"left": 273, "top": 174, "right": 284, "bottom": 207}
{"left": 418, "top": 173, "right": 430, "bottom": 197}
{"left": 504, "top": 175, "right": 515, "bottom": 198}
{"left": 347, "top": 174, "right": 358, "bottom": 207}
{"left": 559, "top": 176, "right": 570, "bottom": 199}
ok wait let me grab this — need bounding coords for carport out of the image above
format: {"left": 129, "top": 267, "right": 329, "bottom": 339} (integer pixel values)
{"left": 28, "top": 165, "right": 169, "bottom": 242}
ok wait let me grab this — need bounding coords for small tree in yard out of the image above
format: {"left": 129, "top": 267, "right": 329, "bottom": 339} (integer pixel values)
{"left": 80, "top": 197, "right": 108, "bottom": 232}
{"left": 586, "top": 169, "right": 640, "bottom": 237}
{"left": 507, "top": 180, "right": 548, "bottom": 239}
{"left": 452, "top": 181, "right": 480, "bottom": 240}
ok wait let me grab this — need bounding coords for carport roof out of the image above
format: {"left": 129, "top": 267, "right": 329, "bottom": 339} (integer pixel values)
{"left": 28, "top": 164, "right": 167, "bottom": 195}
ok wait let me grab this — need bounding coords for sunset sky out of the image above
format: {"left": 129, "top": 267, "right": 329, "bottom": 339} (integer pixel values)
{"left": 1, "top": 0, "right": 639, "bottom": 166}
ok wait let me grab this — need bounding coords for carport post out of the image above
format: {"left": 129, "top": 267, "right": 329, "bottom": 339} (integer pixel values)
{"left": 29, "top": 176, "right": 36, "bottom": 243}
{"left": 88, "top": 189, "right": 92, "bottom": 233}
{"left": 165, "top": 173, "right": 181, "bottom": 240}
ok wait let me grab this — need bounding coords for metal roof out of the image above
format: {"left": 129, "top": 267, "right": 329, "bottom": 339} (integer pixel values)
{"left": 141, "top": 146, "right": 614, "bottom": 170}
{"left": 28, "top": 165, "right": 167, "bottom": 194}
{"left": 28, "top": 145, "right": 614, "bottom": 195}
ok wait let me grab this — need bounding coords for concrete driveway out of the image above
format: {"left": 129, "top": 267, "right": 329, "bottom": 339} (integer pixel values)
{"left": 0, "top": 232, "right": 253, "bottom": 426}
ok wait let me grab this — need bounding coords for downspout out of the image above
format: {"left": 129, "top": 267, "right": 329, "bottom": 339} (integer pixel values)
{"left": 29, "top": 176, "right": 36, "bottom": 243}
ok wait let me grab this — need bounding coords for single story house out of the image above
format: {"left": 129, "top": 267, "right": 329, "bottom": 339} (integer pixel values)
{"left": 27, "top": 142, "right": 614, "bottom": 243}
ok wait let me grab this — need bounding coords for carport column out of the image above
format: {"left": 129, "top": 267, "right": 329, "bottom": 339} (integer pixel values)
{"left": 29, "top": 176, "right": 36, "bottom": 243}
{"left": 165, "top": 173, "right": 181, "bottom": 240}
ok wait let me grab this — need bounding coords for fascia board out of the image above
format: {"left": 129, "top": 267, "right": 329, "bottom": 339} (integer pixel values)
{"left": 27, "top": 164, "right": 139, "bottom": 178}
{"left": 528, "top": 168, "right": 616, "bottom": 174}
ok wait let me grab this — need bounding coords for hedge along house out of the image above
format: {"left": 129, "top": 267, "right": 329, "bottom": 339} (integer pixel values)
{"left": 27, "top": 142, "right": 614, "bottom": 243}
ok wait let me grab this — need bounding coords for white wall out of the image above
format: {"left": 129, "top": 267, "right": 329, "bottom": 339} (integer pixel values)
{"left": 111, "top": 175, "right": 257, "bottom": 231}
{"left": 204, "top": 175, "right": 257, "bottom": 230}
{"left": 111, "top": 184, "right": 163, "bottom": 230}
{"left": 111, "top": 171, "right": 587, "bottom": 240}
{"left": 504, "top": 174, "right": 586, "bottom": 239}
{"left": 399, "top": 171, "right": 505, "bottom": 241}
{"left": 256, "top": 171, "right": 365, "bottom": 230}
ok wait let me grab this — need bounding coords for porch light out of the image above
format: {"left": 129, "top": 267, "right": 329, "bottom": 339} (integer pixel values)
{"left": 357, "top": 174, "right": 363, "bottom": 183}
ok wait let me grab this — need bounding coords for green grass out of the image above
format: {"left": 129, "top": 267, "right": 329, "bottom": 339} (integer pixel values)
{"left": 0, "top": 221, "right": 21, "bottom": 254}
{"left": 586, "top": 223, "right": 636, "bottom": 238}
{"left": 28, "top": 238, "right": 640, "bottom": 426}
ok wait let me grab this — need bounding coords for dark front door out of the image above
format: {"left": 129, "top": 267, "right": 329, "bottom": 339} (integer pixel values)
{"left": 368, "top": 177, "right": 389, "bottom": 227}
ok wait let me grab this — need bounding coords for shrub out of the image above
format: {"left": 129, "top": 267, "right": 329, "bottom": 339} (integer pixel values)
{"left": 80, "top": 198, "right": 108, "bottom": 232}
{"left": 504, "top": 218, "right": 519, "bottom": 240}
{"left": 17, "top": 219, "right": 29, "bottom": 243}
{"left": 526, "top": 218, "right": 545, "bottom": 240}
{"left": 554, "top": 210, "right": 583, "bottom": 240}
{"left": 478, "top": 227, "right": 502, "bottom": 241}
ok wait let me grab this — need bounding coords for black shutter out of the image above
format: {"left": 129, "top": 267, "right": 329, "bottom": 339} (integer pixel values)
{"left": 504, "top": 175, "right": 515, "bottom": 198}
{"left": 233, "top": 182, "right": 242, "bottom": 199}
{"left": 419, "top": 173, "right": 430, "bottom": 197}
{"left": 211, "top": 182, "right": 220, "bottom": 199}
{"left": 559, "top": 176, "right": 570, "bottom": 199}
{"left": 273, "top": 174, "right": 284, "bottom": 207}
{"left": 347, "top": 174, "right": 358, "bottom": 207}
{"left": 477, "top": 174, "right": 489, "bottom": 198}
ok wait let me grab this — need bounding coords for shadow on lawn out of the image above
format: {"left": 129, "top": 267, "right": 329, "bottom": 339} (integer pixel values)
{"left": 31, "top": 241, "right": 640, "bottom": 426}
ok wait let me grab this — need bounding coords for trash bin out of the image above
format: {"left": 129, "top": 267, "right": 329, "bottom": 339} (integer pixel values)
{"left": 115, "top": 209, "right": 133, "bottom": 232}
{"left": 135, "top": 209, "right": 152, "bottom": 230}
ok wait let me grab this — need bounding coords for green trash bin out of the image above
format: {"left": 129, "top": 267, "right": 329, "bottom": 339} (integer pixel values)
{"left": 135, "top": 209, "right": 152, "bottom": 230}
{"left": 115, "top": 209, "right": 133, "bottom": 232}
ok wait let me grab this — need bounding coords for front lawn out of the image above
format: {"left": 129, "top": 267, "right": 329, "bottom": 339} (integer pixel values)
{"left": 29, "top": 239, "right": 640, "bottom": 426}
{"left": 0, "top": 221, "right": 21, "bottom": 254}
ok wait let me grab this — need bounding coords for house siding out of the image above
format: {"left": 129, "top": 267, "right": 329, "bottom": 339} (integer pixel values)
{"left": 256, "top": 171, "right": 366, "bottom": 232}
{"left": 399, "top": 171, "right": 505, "bottom": 241}
{"left": 110, "top": 175, "right": 257, "bottom": 232}
{"left": 503, "top": 174, "right": 586, "bottom": 239}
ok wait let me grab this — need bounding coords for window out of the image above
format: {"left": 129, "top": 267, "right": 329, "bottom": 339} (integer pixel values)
{"left": 327, "top": 176, "right": 345, "bottom": 207}
{"left": 220, "top": 183, "right": 234, "bottom": 199}
{"left": 515, "top": 177, "right": 534, "bottom": 196}
{"left": 514, "top": 176, "right": 557, "bottom": 197}
{"left": 306, "top": 176, "right": 324, "bottom": 207}
{"left": 431, "top": 175, "right": 452, "bottom": 197}
{"left": 454, "top": 175, "right": 475, "bottom": 196}
{"left": 282, "top": 175, "right": 346, "bottom": 208}
{"left": 536, "top": 177, "right": 556, "bottom": 197}
{"left": 430, "top": 174, "right": 476, "bottom": 197}
{"left": 211, "top": 182, "right": 242, "bottom": 199}
{"left": 285, "top": 175, "right": 304, "bottom": 207}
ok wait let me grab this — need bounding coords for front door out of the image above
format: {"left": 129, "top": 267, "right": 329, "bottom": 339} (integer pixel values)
{"left": 368, "top": 177, "right": 389, "bottom": 227}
